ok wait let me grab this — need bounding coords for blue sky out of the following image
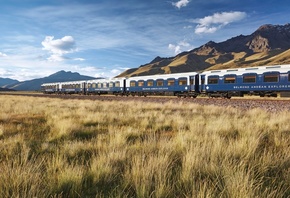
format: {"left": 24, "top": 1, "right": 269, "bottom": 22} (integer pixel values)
{"left": 1, "top": 0, "right": 290, "bottom": 81}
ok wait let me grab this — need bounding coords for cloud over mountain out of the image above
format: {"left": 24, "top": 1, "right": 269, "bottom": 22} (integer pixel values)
{"left": 191, "top": 11, "right": 247, "bottom": 34}
{"left": 168, "top": 41, "right": 193, "bottom": 55}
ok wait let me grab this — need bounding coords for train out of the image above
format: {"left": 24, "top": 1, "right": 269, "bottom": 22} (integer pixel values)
{"left": 41, "top": 64, "right": 290, "bottom": 99}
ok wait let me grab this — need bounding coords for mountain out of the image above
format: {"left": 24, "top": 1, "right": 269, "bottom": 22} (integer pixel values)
{"left": 0, "top": 77, "right": 19, "bottom": 87}
{"left": 117, "top": 23, "right": 290, "bottom": 77}
{"left": 5, "top": 71, "right": 97, "bottom": 91}
{"left": 0, "top": 87, "right": 15, "bottom": 91}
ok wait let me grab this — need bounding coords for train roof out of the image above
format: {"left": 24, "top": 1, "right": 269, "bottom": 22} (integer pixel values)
{"left": 59, "top": 80, "right": 87, "bottom": 85}
{"left": 86, "top": 77, "right": 125, "bottom": 83}
{"left": 41, "top": 82, "right": 60, "bottom": 86}
{"left": 202, "top": 64, "right": 290, "bottom": 76}
{"left": 126, "top": 72, "right": 198, "bottom": 81}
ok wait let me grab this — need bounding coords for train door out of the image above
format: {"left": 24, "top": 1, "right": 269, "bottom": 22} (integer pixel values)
{"left": 123, "top": 79, "right": 126, "bottom": 94}
{"left": 82, "top": 82, "right": 86, "bottom": 95}
{"left": 200, "top": 75, "right": 206, "bottom": 92}
{"left": 189, "top": 76, "right": 195, "bottom": 92}
{"left": 57, "top": 84, "right": 60, "bottom": 93}
{"left": 195, "top": 74, "right": 200, "bottom": 93}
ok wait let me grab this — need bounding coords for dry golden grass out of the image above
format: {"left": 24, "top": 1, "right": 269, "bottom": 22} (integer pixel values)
{"left": 168, "top": 56, "right": 188, "bottom": 67}
{"left": 0, "top": 95, "right": 289, "bottom": 197}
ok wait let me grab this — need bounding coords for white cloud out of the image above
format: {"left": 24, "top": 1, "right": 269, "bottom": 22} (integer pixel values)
{"left": 47, "top": 54, "right": 67, "bottom": 62}
{"left": 172, "top": 0, "right": 190, "bottom": 9}
{"left": 0, "top": 68, "right": 13, "bottom": 78}
{"left": 70, "top": 65, "right": 119, "bottom": 78}
{"left": 74, "top": 58, "right": 85, "bottom": 61}
{"left": 195, "top": 26, "right": 218, "bottom": 34}
{"left": 0, "top": 52, "right": 8, "bottom": 57}
{"left": 72, "top": 65, "right": 101, "bottom": 73}
{"left": 41, "top": 36, "right": 77, "bottom": 61}
{"left": 191, "top": 11, "right": 247, "bottom": 34}
{"left": 169, "top": 44, "right": 181, "bottom": 54}
{"left": 111, "top": 69, "right": 121, "bottom": 75}
{"left": 168, "top": 41, "right": 193, "bottom": 55}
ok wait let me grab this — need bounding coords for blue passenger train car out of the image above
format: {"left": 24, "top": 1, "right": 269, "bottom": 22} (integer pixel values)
{"left": 126, "top": 72, "right": 199, "bottom": 97}
{"left": 86, "top": 78, "right": 126, "bottom": 95}
{"left": 86, "top": 79, "right": 110, "bottom": 95}
{"left": 201, "top": 65, "right": 290, "bottom": 98}
{"left": 59, "top": 81, "right": 86, "bottom": 94}
{"left": 41, "top": 82, "right": 60, "bottom": 94}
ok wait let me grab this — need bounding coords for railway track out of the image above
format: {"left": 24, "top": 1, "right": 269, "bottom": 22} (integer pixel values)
{"left": 1, "top": 92, "right": 290, "bottom": 113}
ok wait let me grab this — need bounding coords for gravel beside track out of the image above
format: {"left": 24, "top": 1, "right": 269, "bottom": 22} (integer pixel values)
{"left": 1, "top": 92, "right": 290, "bottom": 113}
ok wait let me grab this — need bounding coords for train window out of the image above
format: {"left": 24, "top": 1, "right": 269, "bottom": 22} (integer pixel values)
{"left": 115, "top": 82, "right": 120, "bottom": 87}
{"left": 98, "top": 83, "right": 102, "bottom": 88}
{"left": 264, "top": 73, "right": 279, "bottom": 82}
{"left": 138, "top": 81, "right": 144, "bottom": 86}
{"left": 109, "top": 82, "right": 114, "bottom": 88}
{"left": 92, "top": 83, "right": 97, "bottom": 88}
{"left": 147, "top": 80, "right": 154, "bottom": 86}
{"left": 179, "top": 79, "right": 187, "bottom": 85}
{"left": 224, "top": 76, "right": 236, "bottom": 84}
{"left": 157, "top": 80, "right": 164, "bottom": 86}
{"left": 103, "top": 83, "right": 107, "bottom": 88}
{"left": 167, "top": 79, "right": 175, "bottom": 86}
{"left": 130, "top": 81, "right": 136, "bottom": 87}
{"left": 243, "top": 75, "right": 256, "bottom": 83}
{"left": 208, "top": 76, "right": 219, "bottom": 84}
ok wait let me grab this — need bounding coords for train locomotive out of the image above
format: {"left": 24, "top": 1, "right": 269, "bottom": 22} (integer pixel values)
{"left": 41, "top": 64, "right": 290, "bottom": 98}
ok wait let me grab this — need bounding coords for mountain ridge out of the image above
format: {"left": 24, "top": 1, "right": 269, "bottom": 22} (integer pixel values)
{"left": 116, "top": 23, "right": 290, "bottom": 77}
{"left": 0, "top": 77, "right": 19, "bottom": 87}
{"left": 2, "top": 71, "right": 98, "bottom": 91}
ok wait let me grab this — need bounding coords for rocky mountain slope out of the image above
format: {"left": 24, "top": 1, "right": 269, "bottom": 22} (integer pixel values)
{"left": 4, "top": 71, "right": 97, "bottom": 91}
{"left": 117, "top": 23, "right": 290, "bottom": 77}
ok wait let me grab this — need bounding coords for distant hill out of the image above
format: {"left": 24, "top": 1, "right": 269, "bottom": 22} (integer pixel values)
{"left": 5, "top": 71, "right": 97, "bottom": 91}
{"left": 0, "top": 87, "right": 15, "bottom": 91}
{"left": 0, "top": 77, "right": 19, "bottom": 87}
{"left": 117, "top": 23, "right": 290, "bottom": 77}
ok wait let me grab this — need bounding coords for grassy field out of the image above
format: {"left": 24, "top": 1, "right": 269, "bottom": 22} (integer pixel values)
{"left": 0, "top": 95, "right": 289, "bottom": 197}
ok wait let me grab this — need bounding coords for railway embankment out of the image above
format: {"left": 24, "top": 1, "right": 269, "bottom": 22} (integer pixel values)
{"left": 1, "top": 92, "right": 290, "bottom": 113}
